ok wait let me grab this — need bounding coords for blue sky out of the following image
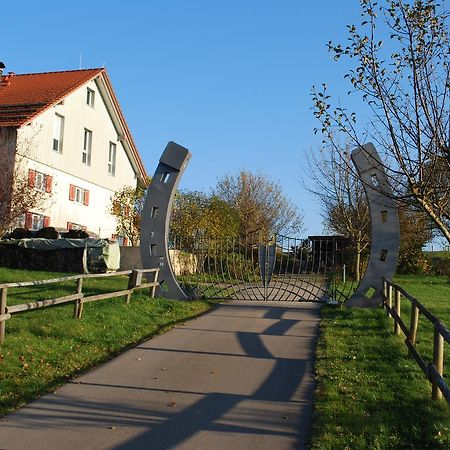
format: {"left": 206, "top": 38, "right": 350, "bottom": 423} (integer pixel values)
{"left": 2, "top": 0, "right": 365, "bottom": 236}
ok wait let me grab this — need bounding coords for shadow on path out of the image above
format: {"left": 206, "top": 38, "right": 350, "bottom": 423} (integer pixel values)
{"left": 1, "top": 302, "right": 321, "bottom": 450}
{"left": 114, "top": 303, "right": 320, "bottom": 449}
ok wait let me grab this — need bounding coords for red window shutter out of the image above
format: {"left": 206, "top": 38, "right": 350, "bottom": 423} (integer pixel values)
{"left": 28, "top": 169, "right": 36, "bottom": 188}
{"left": 123, "top": 237, "right": 129, "bottom": 246}
{"left": 83, "top": 189, "right": 90, "bottom": 206}
{"left": 25, "top": 212, "right": 33, "bottom": 229}
{"left": 67, "top": 222, "right": 73, "bottom": 230}
{"left": 45, "top": 175, "right": 53, "bottom": 193}
{"left": 69, "top": 184, "right": 75, "bottom": 201}
{"left": 43, "top": 216, "right": 50, "bottom": 227}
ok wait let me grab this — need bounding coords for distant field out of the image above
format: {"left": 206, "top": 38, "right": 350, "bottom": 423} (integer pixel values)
{"left": 311, "top": 275, "right": 450, "bottom": 450}
{"left": 0, "top": 267, "right": 214, "bottom": 417}
{"left": 426, "top": 251, "right": 450, "bottom": 260}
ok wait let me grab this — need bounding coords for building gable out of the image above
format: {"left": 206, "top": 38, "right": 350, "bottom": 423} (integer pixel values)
{"left": 0, "top": 68, "right": 146, "bottom": 184}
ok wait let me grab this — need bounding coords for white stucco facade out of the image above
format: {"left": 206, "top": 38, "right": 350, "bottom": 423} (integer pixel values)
{"left": 6, "top": 74, "right": 145, "bottom": 239}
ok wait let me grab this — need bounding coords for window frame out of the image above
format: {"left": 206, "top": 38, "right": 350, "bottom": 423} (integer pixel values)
{"left": 31, "top": 213, "right": 44, "bottom": 231}
{"left": 74, "top": 186, "right": 84, "bottom": 204}
{"left": 67, "top": 222, "right": 87, "bottom": 231}
{"left": 35, "top": 171, "right": 46, "bottom": 192}
{"left": 108, "top": 141, "right": 116, "bottom": 176}
{"left": 69, "top": 184, "right": 89, "bottom": 206}
{"left": 52, "top": 113, "right": 64, "bottom": 153}
{"left": 82, "top": 128, "right": 92, "bottom": 165}
{"left": 28, "top": 169, "right": 53, "bottom": 193}
{"left": 86, "top": 88, "right": 95, "bottom": 107}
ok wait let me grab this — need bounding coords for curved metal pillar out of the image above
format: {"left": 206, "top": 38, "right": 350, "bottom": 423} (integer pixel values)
{"left": 345, "top": 143, "right": 400, "bottom": 307}
{"left": 140, "top": 142, "right": 191, "bottom": 300}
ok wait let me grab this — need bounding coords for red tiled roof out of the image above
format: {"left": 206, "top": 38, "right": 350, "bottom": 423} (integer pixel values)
{"left": 0, "top": 68, "right": 147, "bottom": 181}
{"left": 0, "top": 68, "right": 103, "bottom": 126}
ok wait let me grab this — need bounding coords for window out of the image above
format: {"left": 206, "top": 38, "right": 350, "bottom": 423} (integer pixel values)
{"left": 32, "top": 214, "right": 44, "bottom": 230}
{"left": 67, "top": 222, "right": 87, "bottom": 231}
{"left": 75, "top": 186, "right": 84, "bottom": 204}
{"left": 69, "top": 184, "right": 90, "bottom": 206}
{"left": 52, "top": 114, "right": 64, "bottom": 152}
{"left": 28, "top": 169, "right": 52, "bottom": 193}
{"left": 24, "top": 212, "right": 50, "bottom": 230}
{"left": 35, "top": 172, "right": 45, "bottom": 191}
{"left": 82, "top": 129, "right": 92, "bottom": 165}
{"left": 108, "top": 142, "right": 116, "bottom": 176}
{"left": 86, "top": 88, "right": 95, "bottom": 107}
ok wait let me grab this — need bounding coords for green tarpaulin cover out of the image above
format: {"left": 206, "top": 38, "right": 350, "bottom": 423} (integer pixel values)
{"left": 0, "top": 238, "right": 120, "bottom": 271}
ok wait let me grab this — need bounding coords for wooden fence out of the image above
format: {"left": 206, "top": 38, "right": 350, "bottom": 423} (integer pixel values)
{"left": 0, "top": 268, "right": 159, "bottom": 343}
{"left": 383, "top": 278, "right": 450, "bottom": 404}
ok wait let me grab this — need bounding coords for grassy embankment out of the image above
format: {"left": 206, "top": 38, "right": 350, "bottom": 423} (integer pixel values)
{"left": 311, "top": 274, "right": 450, "bottom": 449}
{"left": 0, "top": 267, "right": 214, "bottom": 417}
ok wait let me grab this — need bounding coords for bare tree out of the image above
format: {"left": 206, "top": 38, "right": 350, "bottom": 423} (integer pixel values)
{"left": 214, "top": 171, "right": 304, "bottom": 240}
{"left": 304, "top": 146, "right": 371, "bottom": 281}
{"left": 0, "top": 131, "right": 47, "bottom": 237}
{"left": 312, "top": 0, "right": 450, "bottom": 243}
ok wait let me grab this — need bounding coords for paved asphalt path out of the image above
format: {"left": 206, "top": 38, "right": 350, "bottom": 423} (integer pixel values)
{"left": 1, "top": 301, "right": 322, "bottom": 450}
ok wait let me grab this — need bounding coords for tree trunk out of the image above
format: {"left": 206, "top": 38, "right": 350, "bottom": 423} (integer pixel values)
{"left": 415, "top": 195, "right": 450, "bottom": 244}
{"left": 355, "top": 232, "right": 361, "bottom": 282}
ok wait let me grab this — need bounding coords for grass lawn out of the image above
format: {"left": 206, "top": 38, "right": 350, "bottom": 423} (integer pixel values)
{"left": 311, "top": 275, "right": 450, "bottom": 450}
{"left": 0, "top": 267, "right": 214, "bottom": 417}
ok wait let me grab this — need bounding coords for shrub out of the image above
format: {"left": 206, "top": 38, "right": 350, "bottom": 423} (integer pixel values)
{"left": 9, "top": 228, "right": 32, "bottom": 239}
{"left": 35, "top": 227, "right": 59, "bottom": 239}
{"left": 63, "top": 229, "right": 89, "bottom": 239}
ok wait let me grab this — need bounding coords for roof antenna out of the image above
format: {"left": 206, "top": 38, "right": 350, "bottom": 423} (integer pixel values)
{"left": 0, "top": 62, "right": 5, "bottom": 77}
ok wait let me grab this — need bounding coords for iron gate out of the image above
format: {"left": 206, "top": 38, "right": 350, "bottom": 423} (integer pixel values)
{"left": 169, "top": 234, "right": 356, "bottom": 302}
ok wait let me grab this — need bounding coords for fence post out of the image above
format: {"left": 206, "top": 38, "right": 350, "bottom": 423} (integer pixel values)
{"left": 126, "top": 270, "right": 142, "bottom": 304}
{"left": 408, "top": 302, "right": 419, "bottom": 355}
{"left": 382, "top": 279, "right": 388, "bottom": 314}
{"left": 74, "top": 277, "right": 84, "bottom": 319}
{"left": 0, "top": 287, "right": 7, "bottom": 343}
{"left": 151, "top": 269, "right": 159, "bottom": 298}
{"left": 432, "top": 325, "right": 444, "bottom": 400}
{"left": 394, "top": 288, "right": 401, "bottom": 336}
{"left": 387, "top": 283, "right": 393, "bottom": 318}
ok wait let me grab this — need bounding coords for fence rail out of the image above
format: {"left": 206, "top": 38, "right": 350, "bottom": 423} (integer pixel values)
{"left": 0, "top": 269, "right": 160, "bottom": 343}
{"left": 383, "top": 278, "right": 450, "bottom": 404}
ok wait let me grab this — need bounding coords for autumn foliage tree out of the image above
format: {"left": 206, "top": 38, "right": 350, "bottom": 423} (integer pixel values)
{"left": 312, "top": 0, "right": 450, "bottom": 244}
{"left": 111, "top": 171, "right": 303, "bottom": 248}
{"left": 397, "top": 207, "right": 433, "bottom": 273}
{"left": 109, "top": 184, "right": 147, "bottom": 245}
{"left": 169, "top": 191, "right": 240, "bottom": 243}
{"left": 214, "top": 171, "right": 304, "bottom": 241}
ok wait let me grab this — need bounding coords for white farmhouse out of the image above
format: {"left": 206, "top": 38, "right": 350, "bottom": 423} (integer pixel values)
{"left": 0, "top": 66, "right": 147, "bottom": 243}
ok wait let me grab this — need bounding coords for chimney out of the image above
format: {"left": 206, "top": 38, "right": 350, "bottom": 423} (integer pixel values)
{"left": 0, "top": 62, "right": 5, "bottom": 77}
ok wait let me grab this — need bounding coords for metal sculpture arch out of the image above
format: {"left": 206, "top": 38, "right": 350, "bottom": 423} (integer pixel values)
{"left": 141, "top": 142, "right": 400, "bottom": 306}
{"left": 345, "top": 143, "right": 400, "bottom": 307}
{"left": 140, "top": 142, "right": 190, "bottom": 300}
